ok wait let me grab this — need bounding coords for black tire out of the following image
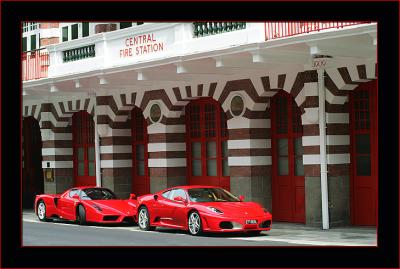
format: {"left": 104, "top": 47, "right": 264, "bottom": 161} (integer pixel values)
{"left": 77, "top": 205, "right": 87, "bottom": 225}
{"left": 137, "top": 206, "right": 155, "bottom": 231}
{"left": 188, "top": 211, "right": 202, "bottom": 236}
{"left": 37, "top": 201, "right": 49, "bottom": 222}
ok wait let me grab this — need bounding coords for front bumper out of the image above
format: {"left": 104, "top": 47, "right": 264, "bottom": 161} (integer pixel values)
{"left": 200, "top": 212, "right": 272, "bottom": 232}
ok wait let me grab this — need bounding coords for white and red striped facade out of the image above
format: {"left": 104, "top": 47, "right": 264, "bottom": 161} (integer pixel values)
{"left": 23, "top": 22, "right": 377, "bottom": 227}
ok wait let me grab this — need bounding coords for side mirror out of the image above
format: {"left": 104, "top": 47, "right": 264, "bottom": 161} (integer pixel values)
{"left": 129, "top": 194, "right": 136, "bottom": 200}
{"left": 173, "top": 196, "right": 186, "bottom": 203}
{"left": 154, "top": 194, "right": 158, "bottom": 201}
{"left": 239, "top": 195, "right": 245, "bottom": 201}
{"left": 72, "top": 194, "right": 80, "bottom": 200}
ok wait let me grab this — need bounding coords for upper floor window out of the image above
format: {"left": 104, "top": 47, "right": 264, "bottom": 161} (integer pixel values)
{"left": 120, "top": 22, "right": 132, "bottom": 29}
{"left": 22, "top": 22, "right": 29, "bottom": 33}
{"left": 30, "top": 22, "right": 38, "bottom": 31}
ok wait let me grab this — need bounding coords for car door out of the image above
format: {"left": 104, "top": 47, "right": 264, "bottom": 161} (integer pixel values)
{"left": 163, "top": 188, "right": 188, "bottom": 228}
{"left": 58, "top": 189, "right": 80, "bottom": 220}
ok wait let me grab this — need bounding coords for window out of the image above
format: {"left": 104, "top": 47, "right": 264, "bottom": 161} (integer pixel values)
{"left": 30, "top": 22, "right": 38, "bottom": 31}
{"left": 22, "top": 37, "right": 27, "bottom": 52}
{"left": 30, "top": 34, "right": 36, "bottom": 50}
{"left": 170, "top": 189, "right": 187, "bottom": 201}
{"left": 120, "top": 22, "right": 132, "bottom": 29}
{"left": 137, "top": 22, "right": 144, "bottom": 26}
{"left": 71, "top": 24, "right": 78, "bottom": 40}
{"left": 22, "top": 22, "right": 28, "bottom": 33}
{"left": 62, "top": 26, "right": 68, "bottom": 42}
{"left": 186, "top": 98, "right": 229, "bottom": 187}
{"left": 82, "top": 22, "right": 89, "bottom": 37}
{"left": 162, "top": 190, "right": 171, "bottom": 199}
{"left": 69, "top": 189, "right": 80, "bottom": 198}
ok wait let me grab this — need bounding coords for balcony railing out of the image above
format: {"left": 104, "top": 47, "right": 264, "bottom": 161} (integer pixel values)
{"left": 22, "top": 48, "right": 49, "bottom": 81}
{"left": 193, "top": 22, "right": 246, "bottom": 38}
{"left": 63, "top": 44, "right": 95, "bottom": 62}
{"left": 265, "top": 22, "right": 370, "bottom": 40}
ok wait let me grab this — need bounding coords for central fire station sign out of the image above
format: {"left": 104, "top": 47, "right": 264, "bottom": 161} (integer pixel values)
{"left": 119, "top": 33, "right": 165, "bottom": 58}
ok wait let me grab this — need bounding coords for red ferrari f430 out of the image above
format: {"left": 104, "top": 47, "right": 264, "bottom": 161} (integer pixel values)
{"left": 136, "top": 185, "right": 272, "bottom": 235}
{"left": 34, "top": 186, "right": 138, "bottom": 225}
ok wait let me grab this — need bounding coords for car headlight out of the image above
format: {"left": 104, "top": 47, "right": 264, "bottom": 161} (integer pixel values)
{"left": 207, "top": 207, "right": 223, "bottom": 214}
{"left": 93, "top": 204, "right": 103, "bottom": 212}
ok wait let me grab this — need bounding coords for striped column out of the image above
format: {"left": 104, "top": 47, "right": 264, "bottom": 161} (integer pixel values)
{"left": 97, "top": 95, "right": 133, "bottom": 199}
{"left": 147, "top": 116, "right": 187, "bottom": 193}
{"left": 40, "top": 102, "right": 74, "bottom": 194}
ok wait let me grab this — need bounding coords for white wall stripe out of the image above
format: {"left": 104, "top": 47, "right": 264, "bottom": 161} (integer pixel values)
{"left": 365, "top": 62, "right": 376, "bottom": 79}
{"left": 100, "top": 145, "right": 132, "bottom": 154}
{"left": 327, "top": 154, "right": 350, "bottom": 164}
{"left": 148, "top": 143, "right": 186, "bottom": 152}
{"left": 42, "top": 161, "right": 73, "bottom": 168}
{"left": 34, "top": 105, "right": 41, "bottom": 119}
{"left": 228, "top": 156, "right": 271, "bottom": 166}
{"left": 101, "top": 160, "right": 132, "bottom": 168}
{"left": 326, "top": 113, "right": 349, "bottom": 124}
{"left": 213, "top": 81, "right": 226, "bottom": 101}
{"left": 228, "top": 139, "right": 271, "bottom": 149}
{"left": 250, "top": 76, "right": 266, "bottom": 97}
{"left": 326, "top": 68, "right": 346, "bottom": 90}
{"left": 347, "top": 65, "right": 360, "bottom": 83}
{"left": 283, "top": 72, "right": 297, "bottom": 94}
{"left": 148, "top": 124, "right": 185, "bottom": 134}
{"left": 303, "top": 135, "right": 350, "bottom": 146}
{"left": 303, "top": 154, "right": 321, "bottom": 165}
{"left": 227, "top": 118, "right": 270, "bottom": 129}
{"left": 42, "top": 148, "right": 73, "bottom": 156}
{"left": 295, "top": 87, "right": 306, "bottom": 108}
{"left": 325, "top": 87, "right": 348, "bottom": 104}
{"left": 304, "top": 82, "right": 318, "bottom": 96}
{"left": 148, "top": 158, "right": 186, "bottom": 167}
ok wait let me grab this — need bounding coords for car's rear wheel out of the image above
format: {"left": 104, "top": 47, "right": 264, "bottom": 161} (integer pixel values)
{"left": 188, "top": 211, "right": 202, "bottom": 236}
{"left": 77, "top": 205, "right": 87, "bottom": 225}
{"left": 138, "top": 206, "right": 155, "bottom": 231}
{"left": 37, "top": 201, "right": 48, "bottom": 222}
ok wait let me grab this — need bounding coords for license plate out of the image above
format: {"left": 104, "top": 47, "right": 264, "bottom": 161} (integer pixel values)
{"left": 246, "top": 220, "right": 257, "bottom": 224}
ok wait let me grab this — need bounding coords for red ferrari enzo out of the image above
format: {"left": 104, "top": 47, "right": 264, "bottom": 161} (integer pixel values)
{"left": 34, "top": 186, "right": 138, "bottom": 225}
{"left": 136, "top": 185, "right": 272, "bottom": 236}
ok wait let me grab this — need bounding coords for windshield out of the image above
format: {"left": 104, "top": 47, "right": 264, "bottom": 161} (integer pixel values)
{"left": 187, "top": 188, "right": 240, "bottom": 202}
{"left": 80, "top": 188, "right": 117, "bottom": 200}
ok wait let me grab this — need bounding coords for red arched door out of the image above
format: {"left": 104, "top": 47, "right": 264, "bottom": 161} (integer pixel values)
{"left": 23, "top": 117, "right": 44, "bottom": 208}
{"left": 131, "top": 107, "right": 149, "bottom": 196}
{"left": 271, "top": 91, "right": 305, "bottom": 223}
{"left": 350, "top": 81, "right": 377, "bottom": 226}
{"left": 72, "top": 111, "right": 96, "bottom": 186}
{"left": 186, "top": 98, "right": 229, "bottom": 190}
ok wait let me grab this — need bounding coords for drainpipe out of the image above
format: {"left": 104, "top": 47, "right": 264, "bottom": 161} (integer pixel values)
{"left": 317, "top": 67, "right": 329, "bottom": 230}
{"left": 93, "top": 95, "right": 102, "bottom": 187}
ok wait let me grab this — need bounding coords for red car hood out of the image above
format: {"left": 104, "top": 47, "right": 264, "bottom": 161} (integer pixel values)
{"left": 199, "top": 202, "right": 265, "bottom": 218}
{"left": 85, "top": 200, "right": 135, "bottom": 215}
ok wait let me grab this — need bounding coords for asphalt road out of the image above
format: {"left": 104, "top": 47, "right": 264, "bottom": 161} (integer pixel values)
{"left": 23, "top": 216, "right": 297, "bottom": 246}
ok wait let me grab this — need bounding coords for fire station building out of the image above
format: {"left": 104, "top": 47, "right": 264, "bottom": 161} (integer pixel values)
{"left": 22, "top": 22, "right": 377, "bottom": 228}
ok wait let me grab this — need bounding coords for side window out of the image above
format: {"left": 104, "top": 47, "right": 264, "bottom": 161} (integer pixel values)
{"left": 161, "top": 190, "right": 171, "bottom": 199}
{"left": 170, "top": 189, "right": 187, "bottom": 200}
{"left": 69, "top": 189, "right": 80, "bottom": 198}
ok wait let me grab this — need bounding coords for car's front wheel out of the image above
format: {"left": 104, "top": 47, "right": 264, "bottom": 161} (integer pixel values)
{"left": 77, "top": 205, "right": 87, "bottom": 225}
{"left": 138, "top": 206, "right": 155, "bottom": 231}
{"left": 188, "top": 211, "right": 202, "bottom": 236}
{"left": 37, "top": 201, "right": 48, "bottom": 222}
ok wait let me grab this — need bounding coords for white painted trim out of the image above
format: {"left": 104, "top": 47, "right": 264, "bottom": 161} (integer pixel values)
{"left": 304, "top": 82, "right": 318, "bottom": 96}
{"left": 148, "top": 158, "right": 186, "bottom": 167}
{"left": 228, "top": 156, "right": 271, "bottom": 166}
{"left": 303, "top": 135, "right": 350, "bottom": 146}
{"left": 148, "top": 143, "right": 186, "bottom": 152}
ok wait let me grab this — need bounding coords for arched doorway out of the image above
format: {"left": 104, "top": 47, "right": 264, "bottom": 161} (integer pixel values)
{"left": 131, "top": 107, "right": 149, "bottom": 196}
{"left": 350, "top": 81, "right": 377, "bottom": 226}
{"left": 271, "top": 91, "right": 305, "bottom": 223}
{"left": 22, "top": 117, "right": 44, "bottom": 208}
{"left": 185, "top": 98, "right": 229, "bottom": 190}
{"left": 72, "top": 111, "right": 96, "bottom": 186}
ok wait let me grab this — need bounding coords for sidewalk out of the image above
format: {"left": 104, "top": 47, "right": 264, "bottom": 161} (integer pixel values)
{"left": 257, "top": 222, "right": 377, "bottom": 246}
